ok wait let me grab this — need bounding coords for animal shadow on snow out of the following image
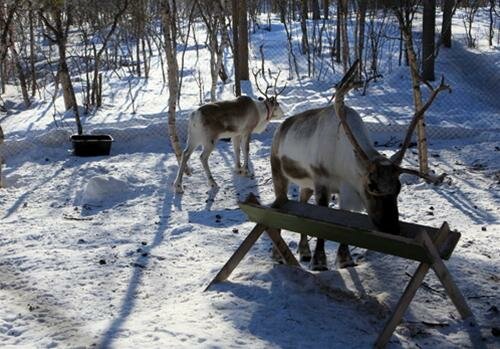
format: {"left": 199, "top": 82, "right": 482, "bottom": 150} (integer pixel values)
{"left": 209, "top": 242, "right": 494, "bottom": 348}
{"left": 209, "top": 263, "right": 385, "bottom": 348}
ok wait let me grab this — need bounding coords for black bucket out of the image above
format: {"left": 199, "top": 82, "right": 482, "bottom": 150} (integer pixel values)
{"left": 71, "top": 134, "right": 113, "bottom": 157}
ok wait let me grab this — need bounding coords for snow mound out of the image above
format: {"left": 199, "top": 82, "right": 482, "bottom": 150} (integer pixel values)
{"left": 80, "top": 175, "right": 132, "bottom": 205}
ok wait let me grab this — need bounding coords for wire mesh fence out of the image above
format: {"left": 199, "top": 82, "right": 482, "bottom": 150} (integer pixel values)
{"left": 0, "top": 5, "right": 499, "bottom": 162}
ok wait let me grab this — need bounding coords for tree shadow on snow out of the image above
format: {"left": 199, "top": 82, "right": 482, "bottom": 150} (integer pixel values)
{"left": 98, "top": 156, "right": 177, "bottom": 349}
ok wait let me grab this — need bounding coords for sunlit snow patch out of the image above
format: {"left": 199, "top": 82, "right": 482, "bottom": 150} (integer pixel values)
{"left": 79, "top": 175, "right": 132, "bottom": 206}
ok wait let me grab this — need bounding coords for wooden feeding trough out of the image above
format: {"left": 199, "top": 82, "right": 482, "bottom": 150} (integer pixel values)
{"left": 206, "top": 194, "right": 474, "bottom": 348}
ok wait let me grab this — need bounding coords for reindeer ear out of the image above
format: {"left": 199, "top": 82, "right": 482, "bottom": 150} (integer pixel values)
{"left": 258, "top": 96, "right": 264, "bottom": 101}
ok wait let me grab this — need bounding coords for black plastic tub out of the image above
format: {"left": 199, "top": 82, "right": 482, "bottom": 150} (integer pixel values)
{"left": 71, "top": 134, "right": 113, "bottom": 157}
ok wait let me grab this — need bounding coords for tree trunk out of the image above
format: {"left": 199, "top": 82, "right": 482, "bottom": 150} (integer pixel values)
{"left": 422, "top": 0, "right": 435, "bottom": 81}
{"left": 232, "top": 0, "right": 241, "bottom": 95}
{"left": 488, "top": 0, "right": 495, "bottom": 46}
{"left": 278, "top": 0, "right": 286, "bottom": 23}
{"left": 209, "top": 35, "right": 218, "bottom": 102}
{"left": 238, "top": 0, "right": 249, "bottom": 80}
{"left": 40, "top": 6, "right": 82, "bottom": 134}
{"left": 340, "top": 0, "right": 349, "bottom": 72}
{"left": 335, "top": 0, "right": 341, "bottom": 63}
{"left": 396, "top": 11, "right": 429, "bottom": 175}
{"left": 301, "top": 0, "right": 309, "bottom": 52}
{"left": 312, "top": 0, "right": 321, "bottom": 20}
{"left": 323, "top": 0, "right": 329, "bottom": 19}
{"left": 163, "top": 0, "right": 182, "bottom": 163}
{"left": 301, "top": 0, "right": 311, "bottom": 75}
{"left": 301, "top": 0, "right": 308, "bottom": 19}
{"left": 10, "top": 45, "right": 30, "bottom": 107}
{"left": 58, "top": 45, "right": 82, "bottom": 134}
{"left": 441, "top": 0, "right": 454, "bottom": 48}
{"left": 29, "top": 3, "right": 36, "bottom": 97}
{"left": 356, "top": 0, "right": 367, "bottom": 79}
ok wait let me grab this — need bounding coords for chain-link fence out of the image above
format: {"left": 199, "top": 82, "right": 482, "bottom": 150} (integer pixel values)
{"left": 0, "top": 7, "right": 498, "bottom": 163}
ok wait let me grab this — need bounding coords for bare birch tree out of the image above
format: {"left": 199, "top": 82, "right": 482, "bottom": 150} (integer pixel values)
{"left": 394, "top": 1, "right": 430, "bottom": 174}
{"left": 39, "top": 0, "right": 82, "bottom": 135}
{"left": 162, "top": 0, "right": 182, "bottom": 163}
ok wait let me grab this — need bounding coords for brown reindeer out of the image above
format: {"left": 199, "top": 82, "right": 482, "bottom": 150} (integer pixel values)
{"left": 174, "top": 70, "right": 286, "bottom": 193}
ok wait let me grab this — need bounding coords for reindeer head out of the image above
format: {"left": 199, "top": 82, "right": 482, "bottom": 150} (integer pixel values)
{"left": 334, "top": 60, "right": 449, "bottom": 235}
{"left": 361, "top": 157, "right": 402, "bottom": 234}
{"left": 253, "top": 68, "right": 286, "bottom": 120}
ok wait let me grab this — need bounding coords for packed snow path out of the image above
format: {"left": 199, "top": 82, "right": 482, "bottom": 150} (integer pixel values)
{"left": 0, "top": 127, "right": 498, "bottom": 348}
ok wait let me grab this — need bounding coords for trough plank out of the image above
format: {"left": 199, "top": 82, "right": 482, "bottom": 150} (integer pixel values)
{"left": 240, "top": 201, "right": 460, "bottom": 261}
{"left": 240, "top": 202, "right": 432, "bottom": 263}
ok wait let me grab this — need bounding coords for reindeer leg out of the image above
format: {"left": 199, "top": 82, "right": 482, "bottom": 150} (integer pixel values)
{"left": 173, "top": 141, "right": 196, "bottom": 193}
{"left": 231, "top": 135, "right": 242, "bottom": 174}
{"left": 270, "top": 154, "right": 288, "bottom": 207}
{"left": 241, "top": 133, "right": 252, "bottom": 177}
{"left": 270, "top": 154, "right": 289, "bottom": 261}
{"left": 200, "top": 141, "right": 218, "bottom": 188}
{"left": 311, "top": 186, "right": 329, "bottom": 271}
{"left": 336, "top": 244, "right": 355, "bottom": 268}
{"left": 336, "top": 185, "right": 359, "bottom": 268}
{"left": 298, "top": 188, "right": 314, "bottom": 262}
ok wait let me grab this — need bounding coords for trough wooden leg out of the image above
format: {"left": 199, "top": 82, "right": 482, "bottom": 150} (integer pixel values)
{"left": 266, "top": 228, "right": 301, "bottom": 267}
{"left": 204, "top": 224, "right": 266, "bottom": 291}
{"left": 375, "top": 261, "right": 431, "bottom": 348}
{"left": 420, "top": 232, "right": 474, "bottom": 320}
{"left": 375, "top": 225, "right": 454, "bottom": 348}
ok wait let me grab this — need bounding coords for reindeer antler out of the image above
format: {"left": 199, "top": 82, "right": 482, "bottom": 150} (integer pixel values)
{"left": 252, "top": 68, "right": 271, "bottom": 99}
{"left": 272, "top": 69, "right": 287, "bottom": 98}
{"left": 334, "top": 60, "right": 369, "bottom": 164}
{"left": 399, "top": 167, "right": 447, "bottom": 184}
{"left": 253, "top": 68, "right": 287, "bottom": 100}
{"left": 391, "top": 75, "right": 451, "bottom": 165}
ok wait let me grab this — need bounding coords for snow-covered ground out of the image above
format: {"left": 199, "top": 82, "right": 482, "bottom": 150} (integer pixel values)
{"left": 0, "top": 7, "right": 499, "bottom": 349}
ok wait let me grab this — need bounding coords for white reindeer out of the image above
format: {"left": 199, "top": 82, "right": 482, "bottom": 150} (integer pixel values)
{"left": 271, "top": 61, "right": 448, "bottom": 270}
{"left": 174, "top": 71, "right": 286, "bottom": 193}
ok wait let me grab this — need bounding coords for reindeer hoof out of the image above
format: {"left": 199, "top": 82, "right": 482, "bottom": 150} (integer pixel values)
{"left": 310, "top": 261, "right": 328, "bottom": 271}
{"left": 174, "top": 182, "right": 184, "bottom": 193}
{"left": 310, "top": 253, "right": 328, "bottom": 271}
{"left": 337, "top": 259, "right": 357, "bottom": 269}
{"left": 184, "top": 166, "right": 193, "bottom": 176}
{"left": 208, "top": 180, "right": 219, "bottom": 188}
{"left": 298, "top": 245, "right": 312, "bottom": 262}
{"left": 236, "top": 168, "right": 252, "bottom": 177}
{"left": 336, "top": 246, "right": 355, "bottom": 268}
{"left": 243, "top": 169, "right": 253, "bottom": 177}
